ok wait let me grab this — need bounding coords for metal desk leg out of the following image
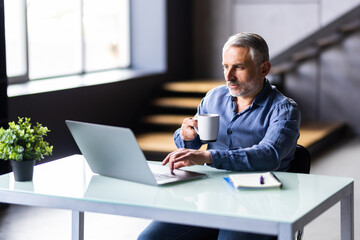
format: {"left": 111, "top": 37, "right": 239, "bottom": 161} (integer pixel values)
{"left": 72, "top": 210, "right": 84, "bottom": 240}
{"left": 278, "top": 223, "right": 294, "bottom": 240}
{"left": 341, "top": 184, "right": 354, "bottom": 240}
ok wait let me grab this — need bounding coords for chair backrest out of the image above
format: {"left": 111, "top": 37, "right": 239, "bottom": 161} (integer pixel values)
{"left": 287, "top": 144, "right": 311, "bottom": 174}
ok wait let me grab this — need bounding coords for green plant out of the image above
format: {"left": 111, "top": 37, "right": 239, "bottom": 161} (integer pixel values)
{"left": 0, "top": 117, "right": 53, "bottom": 161}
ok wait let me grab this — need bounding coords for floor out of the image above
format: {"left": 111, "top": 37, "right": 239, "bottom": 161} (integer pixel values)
{"left": 0, "top": 137, "right": 359, "bottom": 240}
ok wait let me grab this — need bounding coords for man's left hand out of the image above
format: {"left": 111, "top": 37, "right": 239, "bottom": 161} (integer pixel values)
{"left": 162, "top": 148, "right": 212, "bottom": 172}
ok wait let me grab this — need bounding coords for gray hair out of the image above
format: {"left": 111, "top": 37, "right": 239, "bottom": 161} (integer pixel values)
{"left": 222, "top": 32, "right": 269, "bottom": 65}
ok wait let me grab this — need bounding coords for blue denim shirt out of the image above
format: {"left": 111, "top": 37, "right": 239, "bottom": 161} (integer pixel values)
{"left": 174, "top": 79, "right": 301, "bottom": 171}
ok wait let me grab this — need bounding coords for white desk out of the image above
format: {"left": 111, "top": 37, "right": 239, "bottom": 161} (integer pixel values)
{"left": 0, "top": 155, "right": 354, "bottom": 240}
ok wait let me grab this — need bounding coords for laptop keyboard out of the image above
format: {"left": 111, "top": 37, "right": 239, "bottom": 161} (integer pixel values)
{"left": 153, "top": 173, "right": 178, "bottom": 181}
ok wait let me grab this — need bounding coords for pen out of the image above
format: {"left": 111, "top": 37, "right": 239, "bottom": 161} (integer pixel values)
{"left": 269, "top": 172, "right": 280, "bottom": 182}
{"left": 260, "top": 175, "right": 264, "bottom": 185}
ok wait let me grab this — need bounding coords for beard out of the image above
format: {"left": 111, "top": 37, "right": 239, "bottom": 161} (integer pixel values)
{"left": 227, "top": 78, "right": 261, "bottom": 97}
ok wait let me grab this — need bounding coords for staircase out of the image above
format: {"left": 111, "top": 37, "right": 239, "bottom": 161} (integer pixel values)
{"left": 270, "top": 4, "right": 360, "bottom": 77}
{"left": 136, "top": 80, "right": 346, "bottom": 160}
{"left": 135, "top": 80, "right": 222, "bottom": 160}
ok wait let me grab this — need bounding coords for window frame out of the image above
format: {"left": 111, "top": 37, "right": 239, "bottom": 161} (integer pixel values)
{"left": 5, "top": 0, "right": 167, "bottom": 97}
{"left": 6, "top": 0, "right": 131, "bottom": 85}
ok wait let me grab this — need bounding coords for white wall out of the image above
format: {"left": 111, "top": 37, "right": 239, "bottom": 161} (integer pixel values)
{"left": 131, "top": 0, "right": 166, "bottom": 71}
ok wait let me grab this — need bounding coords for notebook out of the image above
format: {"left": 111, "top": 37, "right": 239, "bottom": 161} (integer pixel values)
{"left": 224, "top": 172, "right": 282, "bottom": 189}
{"left": 66, "top": 120, "right": 207, "bottom": 186}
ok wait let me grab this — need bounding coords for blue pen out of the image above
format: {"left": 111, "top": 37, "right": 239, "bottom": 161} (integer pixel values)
{"left": 260, "top": 175, "right": 264, "bottom": 185}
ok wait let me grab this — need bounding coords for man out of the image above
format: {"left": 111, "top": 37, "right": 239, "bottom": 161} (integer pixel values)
{"left": 138, "top": 32, "right": 300, "bottom": 240}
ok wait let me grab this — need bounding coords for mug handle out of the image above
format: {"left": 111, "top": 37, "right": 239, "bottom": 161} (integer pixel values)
{"left": 193, "top": 126, "right": 199, "bottom": 134}
{"left": 193, "top": 115, "right": 199, "bottom": 134}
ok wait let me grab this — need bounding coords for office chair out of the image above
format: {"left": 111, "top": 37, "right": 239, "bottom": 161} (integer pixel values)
{"left": 287, "top": 144, "right": 311, "bottom": 240}
{"left": 288, "top": 144, "right": 311, "bottom": 174}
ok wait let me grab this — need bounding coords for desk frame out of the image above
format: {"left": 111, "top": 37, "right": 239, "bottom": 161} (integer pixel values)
{"left": 0, "top": 181, "right": 353, "bottom": 240}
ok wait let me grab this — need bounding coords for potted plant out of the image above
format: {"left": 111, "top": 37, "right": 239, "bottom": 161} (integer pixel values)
{"left": 0, "top": 117, "right": 53, "bottom": 181}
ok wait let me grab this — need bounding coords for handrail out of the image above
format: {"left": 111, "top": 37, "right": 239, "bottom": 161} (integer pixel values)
{"left": 270, "top": 4, "right": 360, "bottom": 75}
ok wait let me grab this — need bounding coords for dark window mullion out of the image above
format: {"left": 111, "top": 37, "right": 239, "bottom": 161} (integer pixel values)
{"left": 6, "top": 0, "right": 29, "bottom": 84}
{"left": 24, "top": 0, "right": 29, "bottom": 81}
{"left": 80, "top": 0, "right": 85, "bottom": 74}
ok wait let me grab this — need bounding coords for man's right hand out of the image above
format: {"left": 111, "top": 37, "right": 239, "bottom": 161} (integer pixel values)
{"left": 180, "top": 117, "right": 198, "bottom": 141}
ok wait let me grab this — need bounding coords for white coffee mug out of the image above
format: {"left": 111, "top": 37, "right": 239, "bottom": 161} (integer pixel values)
{"left": 195, "top": 114, "right": 220, "bottom": 142}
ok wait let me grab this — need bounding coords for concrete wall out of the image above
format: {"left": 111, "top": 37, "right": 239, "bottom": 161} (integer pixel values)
{"left": 193, "top": 0, "right": 360, "bottom": 79}
{"left": 284, "top": 32, "right": 360, "bottom": 134}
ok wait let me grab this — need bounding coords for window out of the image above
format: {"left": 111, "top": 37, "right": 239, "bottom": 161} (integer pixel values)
{"left": 83, "top": 0, "right": 130, "bottom": 72}
{"left": 4, "top": 0, "right": 27, "bottom": 79}
{"left": 4, "top": 0, "right": 130, "bottom": 83}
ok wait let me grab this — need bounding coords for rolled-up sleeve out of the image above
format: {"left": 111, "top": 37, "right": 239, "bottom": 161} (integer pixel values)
{"left": 174, "top": 128, "right": 203, "bottom": 149}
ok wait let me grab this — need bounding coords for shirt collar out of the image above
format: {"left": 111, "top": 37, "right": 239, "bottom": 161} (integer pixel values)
{"left": 252, "top": 78, "right": 272, "bottom": 107}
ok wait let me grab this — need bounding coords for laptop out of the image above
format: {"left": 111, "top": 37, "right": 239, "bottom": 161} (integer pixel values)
{"left": 65, "top": 120, "right": 207, "bottom": 186}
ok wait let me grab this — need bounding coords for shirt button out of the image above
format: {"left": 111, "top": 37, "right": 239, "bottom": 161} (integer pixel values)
{"left": 227, "top": 129, "right": 232, "bottom": 134}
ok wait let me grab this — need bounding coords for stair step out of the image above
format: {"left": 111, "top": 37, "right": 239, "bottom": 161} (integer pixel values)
{"left": 136, "top": 132, "right": 178, "bottom": 153}
{"left": 163, "top": 80, "right": 223, "bottom": 94}
{"left": 270, "top": 62, "right": 295, "bottom": 75}
{"left": 152, "top": 97, "right": 202, "bottom": 109}
{"left": 136, "top": 132, "right": 207, "bottom": 154}
{"left": 136, "top": 122, "right": 346, "bottom": 160}
{"left": 292, "top": 47, "right": 318, "bottom": 62}
{"left": 316, "top": 33, "right": 342, "bottom": 47}
{"left": 339, "top": 18, "right": 360, "bottom": 33}
{"left": 142, "top": 114, "right": 190, "bottom": 126}
{"left": 297, "top": 122, "right": 346, "bottom": 153}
